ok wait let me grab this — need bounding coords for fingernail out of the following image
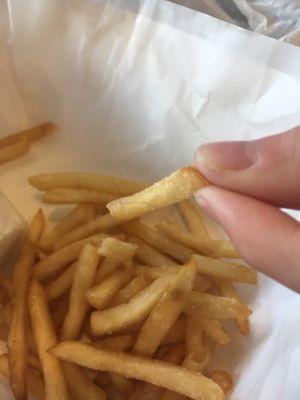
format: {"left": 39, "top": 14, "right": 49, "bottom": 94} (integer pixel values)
{"left": 194, "top": 187, "right": 218, "bottom": 222}
{"left": 194, "top": 141, "right": 259, "bottom": 171}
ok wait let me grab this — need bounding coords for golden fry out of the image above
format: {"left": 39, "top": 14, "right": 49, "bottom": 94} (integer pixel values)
{"left": 0, "top": 138, "right": 29, "bottom": 164}
{"left": 0, "top": 354, "right": 45, "bottom": 400}
{"left": 194, "top": 318, "right": 230, "bottom": 345}
{"left": 109, "top": 275, "right": 151, "bottom": 307}
{"left": 192, "top": 254, "right": 257, "bottom": 284}
{"left": 54, "top": 214, "right": 119, "bottom": 250}
{"left": 29, "top": 171, "right": 147, "bottom": 195}
{"left": 86, "top": 267, "right": 133, "bottom": 310}
{"left": 43, "top": 188, "right": 117, "bottom": 205}
{"left": 46, "top": 261, "right": 77, "bottom": 300}
{"left": 8, "top": 239, "right": 35, "bottom": 400}
{"left": 51, "top": 341, "right": 224, "bottom": 400}
{"left": 123, "top": 221, "right": 193, "bottom": 263}
{"left": 0, "top": 122, "right": 54, "bottom": 147}
{"left": 29, "top": 280, "right": 70, "bottom": 400}
{"left": 107, "top": 167, "right": 209, "bottom": 220}
{"left": 134, "top": 262, "right": 197, "bottom": 356}
{"left": 90, "top": 275, "right": 171, "bottom": 336}
{"left": 95, "top": 257, "right": 122, "bottom": 283}
{"left": 40, "top": 204, "right": 95, "bottom": 251}
{"left": 214, "top": 278, "right": 250, "bottom": 335}
{"left": 98, "top": 237, "right": 137, "bottom": 261}
{"left": 185, "top": 291, "right": 250, "bottom": 320}
{"left": 34, "top": 233, "right": 104, "bottom": 280}
{"left": 62, "top": 244, "right": 99, "bottom": 340}
{"left": 128, "top": 236, "right": 178, "bottom": 267}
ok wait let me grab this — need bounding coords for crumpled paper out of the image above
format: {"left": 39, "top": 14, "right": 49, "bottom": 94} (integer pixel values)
{"left": 0, "top": 1, "right": 300, "bottom": 399}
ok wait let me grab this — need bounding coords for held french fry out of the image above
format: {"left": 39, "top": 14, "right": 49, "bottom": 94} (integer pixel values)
{"left": 62, "top": 244, "right": 99, "bottom": 340}
{"left": 54, "top": 214, "right": 120, "bottom": 250}
{"left": 40, "top": 204, "right": 95, "bottom": 251}
{"left": 42, "top": 188, "right": 117, "bottom": 205}
{"left": 0, "top": 122, "right": 54, "bottom": 147}
{"left": 34, "top": 234, "right": 104, "bottom": 280}
{"left": 107, "top": 167, "right": 209, "bottom": 220}
{"left": 123, "top": 221, "right": 193, "bottom": 263}
{"left": 192, "top": 254, "right": 257, "bottom": 284}
{"left": 51, "top": 341, "right": 224, "bottom": 400}
{"left": 0, "top": 138, "right": 29, "bottom": 164}
{"left": 8, "top": 239, "right": 35, "bottom": 400}
{"left": 90, "top": 275, "right": 171, "bottom": 336}
{"left": 28, "top": 280, "right": 70, "bottom": 400}
{"left": 29, "top": 171, "right": 147, "bottom": 195}
{"left": 134, "top": 262, "right": 197, "bottom": 356}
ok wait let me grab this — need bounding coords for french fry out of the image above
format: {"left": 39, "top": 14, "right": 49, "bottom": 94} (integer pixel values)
{"left": 218, "top": 241, "right": 240, "bottom": 259}
{"left": 40, "top": 204, "right": 95, "bottom": 251}
{"left": 28, "top": 280, "right": 70, "bottom": 400}
{"left": 0, "top": 122, "right": 54, "bottom": 147}
{"left": 128, "top": 236, "right": 178, "bottom": 267}
{"left": 156, "top": 221, "right": 236, "bottom": 258}
{"left": 54, "top": 214, "right": 120, "bottom": 250}
{"left": 29, "top": 209, "right": 46, "bottom": 243}
{"left": 194, "top": 318, "right": 230, "bottom": 345}
{"left": 27, "top": 353, "right": 42, "bottom": 372}
{"left": 0, "top": 138, "right": 29, "bottom": 164}
{"left": 185, "top": 291, "right": 250, "bottom": 320}
{"left": 62, "top": 244, "right": 99, "bottom": 340}
{"left": 0, "top": 271, "right": 13, "bottom": 299}
{"left": 0, "top": 354, "right": 45, "bottom": 400}
{"left": 91, "top": 275, "right": 171, "bottom": 336}
{"left": 29, "top": 171, "right": 147, "bottom": 195}
{"left": 43, "top": 188, "right": 117, "bottom": 205}
{"left": 109, "top": 275, "right": 151, "bottom": 307}
{"left": 53, "top": 296, "right": 69, "bottom": 329}
{"left": 86, "top": 267, "right": 133, "bottom": 310}
{"left": 95, "top": 257, "right": 122, "bottom": 283}
{"left": 134, "top": 265, "right": 178, "bottom": 279}
{"left": 192, "top": 254, "right": 257, "bottom": 284}
{"left": 123, "top": 221, "right": 193, "bottom": 263}
{"left": 63, "top": 361, "right": 106, "bottom": 400}
{"left": 98, "top": 237, "right": 137, "bottom": 261}
{"left": 46, "top": 261, "right": 77, "bottom": 300}
{"left": 134, "top": 262, "right": 197, "bottom": 356}
{"left": 107, "top": 167, "right": 209, "bottom": 220}
{"left": 130, "top": 343, "right": 185, "bottom": 400}
{"left": 183, "top": 317, "right": 211, "bottom": 372}
{"left": 51, "top": 341, "right": 224, "bottom": 400}
{"left": 93, "top": 335, "right": 135, "bottom": 352}
{"left": 178, "top": 199, "right": 210, "bottom": 236}
{"left": 34, "top": 234, "right": 104, "bottom": 281}
{"left": 214, "top": 278, "right": 250, "bottom": 335}
{"left": 8, "top": 239, "right": 35, "bottom": 400}
{"left": 207, "top": 370, "right": 233, "bottom": 395}
{"left": 162, "top": 317, "right": 186, "bottom": 345}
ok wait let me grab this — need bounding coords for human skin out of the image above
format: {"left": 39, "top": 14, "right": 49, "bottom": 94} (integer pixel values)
{"left": 193, "top": 129, "right": 300, "bottom": 292}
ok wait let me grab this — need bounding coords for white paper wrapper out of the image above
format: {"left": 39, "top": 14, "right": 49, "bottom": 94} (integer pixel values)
{"left": 1, "top": 1, "right": 300, "bottom": 399}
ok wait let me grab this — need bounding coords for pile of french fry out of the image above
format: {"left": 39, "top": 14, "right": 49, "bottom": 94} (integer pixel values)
{"left": 0, "top": 166, "right": 257, "bottom": 400}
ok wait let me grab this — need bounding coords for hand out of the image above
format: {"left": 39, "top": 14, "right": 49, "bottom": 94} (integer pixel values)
{"left": 194, "top": 129, "right": 300, "bottom": 292}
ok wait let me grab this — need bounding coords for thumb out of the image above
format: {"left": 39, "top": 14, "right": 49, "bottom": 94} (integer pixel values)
{"left": 195, "top": 186, "right": 300, "bottom": 292}
{"left": 194, "top": 128, "right": 300, "bottom": 209}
